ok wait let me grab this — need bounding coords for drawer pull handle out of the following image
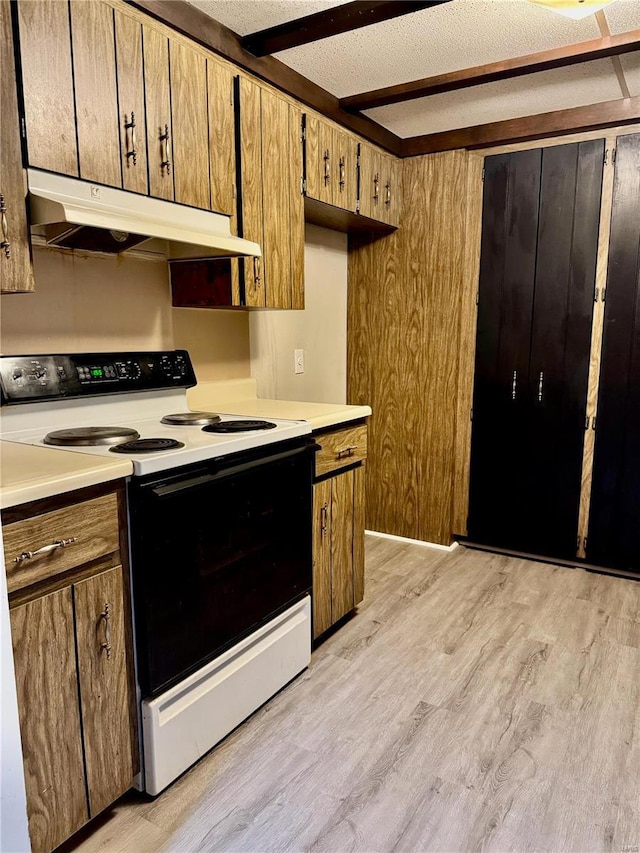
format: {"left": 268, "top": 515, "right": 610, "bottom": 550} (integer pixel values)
{"left": 100, "top": 602, "right": 112, "bottom": 660}
{"left": 336, "top": 445, "right": 358, "bottom": 459}
{"left": 124, "top": 111, "right": 137, "bottom": 166}
{"left": 321, "top": 502, "right": 328, "bottom": 537}
{"left": 14, "top": 537, "right": 77, "bottom": 563}
{"left": 160, "top": 124, "right": 171, "bottom": 175}
{"left": 323, "top": 149, "right": 330, "bottom": 186}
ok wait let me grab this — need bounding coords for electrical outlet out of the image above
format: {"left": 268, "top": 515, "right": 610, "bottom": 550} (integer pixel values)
{"left": 294, "top": 349, "right": 304, "bottom": 375}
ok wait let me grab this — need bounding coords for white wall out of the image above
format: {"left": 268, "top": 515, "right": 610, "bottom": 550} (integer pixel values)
{"left": 249, "top": 224, "right": 348, "bottom": 403}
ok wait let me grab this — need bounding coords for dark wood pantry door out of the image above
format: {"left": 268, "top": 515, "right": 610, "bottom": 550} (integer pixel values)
{"left": 468, "top": 140, "right": 604, "bottom": 560}
{"left": 587, "top": 132, "right": 640, "bottom": 573}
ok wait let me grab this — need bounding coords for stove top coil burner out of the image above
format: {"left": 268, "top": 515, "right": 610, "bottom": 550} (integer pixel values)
{"left": 161, "top": 412, "right": 222, "bottom": 426}
{"left": 202, "top": 420, "right": 278, "bottom": 433}
{"left": 44, "top": 426, "right": 141, "bottom": 446}
{"left": 109, "top": 438, "right": 185, "bottom": 454}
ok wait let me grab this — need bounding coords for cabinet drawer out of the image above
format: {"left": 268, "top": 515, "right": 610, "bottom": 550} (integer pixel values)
{"left": 4, "top": 493, "right": 120, "bottom": 594}
{"left": 315, "top": 424, "right": 367, "bottom": 478}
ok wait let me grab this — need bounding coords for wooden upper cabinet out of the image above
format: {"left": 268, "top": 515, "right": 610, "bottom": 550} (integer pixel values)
{"left": 236, "top": 76, "right": 265, "bottom": 307}
{"left": 381, "top": 153, "right": 402, "bottom": 226}
{"left": 169, "top": 40, "right": 211, "bottom": 209}
{"left": 143, "top": 25, "right": 174, "bottom": 201}
{"left": 10, "top": 588, "right": 88, "bottom": 853}
{"left": 1, "top": 0, "right": 34, "bottom": 293}
{"left": 305, "top": 114, "right": 333, "bottom": 207}
{"left": 208, "top": 59, "right": 235, "bottom": 216}
{"left": 114, "top": 11, "right": 148, "bottom": 195}
{"left": 69, "top": 1, "right": 121, "bottom": 187}
{"left": 332, "top": 127, "right": 357, "bottom": 213}
{"left": 358, "top": 142, "right": 383, "bottom": 220}
{"left": 74, "top": 566, "right": 136, "bottom": 817}
{"left": 17, "top": 0, "right": 78, "bottom": 176}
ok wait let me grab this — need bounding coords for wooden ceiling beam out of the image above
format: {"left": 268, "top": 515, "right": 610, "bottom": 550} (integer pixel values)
{"left": 402, "top": 95, "right": 640, "bottom": 156}
{"left": 341, "top": 29, "right": 640, "bottom": 112}
{"left": 126, "top": 0, "right": 402, "bottom": 155}
{"left": 241, "top": 1, "right": 450, "bottom": 57}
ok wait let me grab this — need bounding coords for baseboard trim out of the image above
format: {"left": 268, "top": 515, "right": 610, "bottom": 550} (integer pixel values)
{"left": 365, "top": 530, "right": 459, "bottom": 552}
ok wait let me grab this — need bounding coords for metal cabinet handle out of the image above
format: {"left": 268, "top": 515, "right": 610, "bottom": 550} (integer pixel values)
{"left": 323, "top": 150, "right": 330, "bottom": 186}
{"left": 14, "top": 537, "right": 77, "bottom": 563}
{"left": 100, "top": 602, "right": 112, "bottom": 660}
{"left": 373, "top": 173, "right": 380, "bottom": 204}
{"left": 339, "top": 157, "right": 345, "bottom": 191}
{"left": 254, "top": 256, "right": 262, "bottom": 288}
{"left": 538, "top": 371, "right": 545, "bottom": 403}
{"left": 320, "top": 502, "right": 328, "bottom": 537}
{"left": 385, "top": 182, "right": 391, "bottom": 208}
{"left": 336, "top": 445, "right": 358, "bottom": 459}
{"left": 160, "top": 124, "right": 171, "bottom": 174}
{"left": 511, "top": 370, "right": 517, "bottom": 400}
{"left": 0, "top": 195, "right": 10, "bottom": 260}
{"left": 124, "top": 112, "right": 137, "bottom": 166}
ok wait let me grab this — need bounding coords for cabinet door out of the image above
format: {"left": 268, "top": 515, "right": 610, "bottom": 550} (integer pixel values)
{"left": 169, "top": 39, "right": 210, "bottom": 210}
{"left": 236, "top": 76, "right": 265, "bottom": 307}
{"left": 74, "top": 565, "right": 136, "bottom": 817}
{"left": 261, "top": 87, "right": 294, "bottom": 309}
{"left": 17, "top": 0, "right": 78, "bottom": 176}
{"left": 588, "top": 133, "right": 640, "bottom": 572}
{"left": 208, "top": 59, "right": 236, "bottom": 216}
{"left": 331, "top": 469, "right": 355, "bottom": 623}
{"left": 333, "top": 128, "right": 357, "bottom": 213}
{"left": 313, "top": 479, "right": 332, "bottom": 639}
{"left": 143, "top": 25, "right": 174, "bottom": 201}
{"left": 10, "top": 589, "right": 88, "bottom": 853}
{"left": 353, "top": 464, "right": 365, "bottom": 607}
{"left": 382, "top": 155, "right": 402, "bottom": 226}
{"left": 304, "top": 114, "right": 332, "bottom": 206}
{"left": 1, "top": 0, "right": 34, "bottom": 293}
{"left": 289, "top": 104, "right": 305, "bottom": 310}
{"left": 70, "top": 0, "right": 121, "bottom": 187}
{"left": 114, "top": 11, "right": 148, "bottom": 195}
{"left": 358, "top": 142, "right": 382, "bottom": 220}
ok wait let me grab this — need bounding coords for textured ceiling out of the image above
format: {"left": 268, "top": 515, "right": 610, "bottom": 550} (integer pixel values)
{"left": 187, "top": 0, "right": 640, "bottom": 138}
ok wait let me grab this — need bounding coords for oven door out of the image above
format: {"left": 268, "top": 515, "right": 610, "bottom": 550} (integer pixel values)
{"left": 128, "top": 438, "right": 315, "bottom": 697}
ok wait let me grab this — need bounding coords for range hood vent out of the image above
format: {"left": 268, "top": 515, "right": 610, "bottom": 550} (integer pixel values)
{"left": 27, "top": 169, "right": 261, "bottom": 260}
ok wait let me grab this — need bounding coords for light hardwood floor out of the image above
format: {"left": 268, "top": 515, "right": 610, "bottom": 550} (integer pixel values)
{"left": 64, "top": 537, "right": 640, "bottom": 853}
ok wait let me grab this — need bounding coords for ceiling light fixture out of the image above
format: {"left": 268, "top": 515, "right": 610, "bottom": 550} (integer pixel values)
{"left": 526, "top": 0, "right": 619, "bottom": 20}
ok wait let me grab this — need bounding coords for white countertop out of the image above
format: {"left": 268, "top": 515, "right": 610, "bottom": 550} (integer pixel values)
{"left": 0, "top": 442, "right": 132, "bottom": 510}
{"left": 187, "top": 379, "right": 371, "bottom": 431}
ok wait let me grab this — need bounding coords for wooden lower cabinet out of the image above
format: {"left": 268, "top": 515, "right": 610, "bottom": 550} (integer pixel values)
{"left": 312, "top": 464, "right": 365, "bottom": 639}
{"left": 10, "top": 564, "right": 135, "bottom": 853}
{"left": 6, "top": 483, "right": 137, "bottom": 853}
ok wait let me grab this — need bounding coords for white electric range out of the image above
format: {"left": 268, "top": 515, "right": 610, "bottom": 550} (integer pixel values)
{"left": 0, "top": 350, "right": 314, "bottom": 796}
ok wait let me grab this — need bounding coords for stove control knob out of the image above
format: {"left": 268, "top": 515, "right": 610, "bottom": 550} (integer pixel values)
{"left": 33, "top": 365, "right": 48, "bottom": 380}
{"left": 12, "top": 367, "right": 24, "bottom": 382}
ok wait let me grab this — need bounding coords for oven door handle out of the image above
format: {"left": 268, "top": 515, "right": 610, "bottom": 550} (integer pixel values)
{"left": 149, "top": 442, "right": 321, "bottom": 499}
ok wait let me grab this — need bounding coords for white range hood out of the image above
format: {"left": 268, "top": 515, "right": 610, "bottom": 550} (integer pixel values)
{"left": 27, "top": 169, "right": 261, "bottom": 260}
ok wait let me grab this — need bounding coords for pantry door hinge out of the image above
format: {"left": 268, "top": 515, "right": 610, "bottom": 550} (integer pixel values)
{"left": 300, "top": 119, "right": 306, "bottom": 143}
{"left": 300, "top": 177, "right": 307, "bottom": 195}
{"left": 585, "top": 415, "right": 590, "bottom": 430}
{"left": 601, "top": 288, "right": 606, "bottom": 302}
{"left": 604, "top": 149, "right": 609, "bottom": 165}
{"left": 583, "top": 536, "right": 588, "bottom": 551}
{"left": 470, "top": 407, "right": 473, "bottom": 422}
{"left": 612, "top": 148, "right": 617, "bottom": 163}
{"left": 482, "top": 167, "right": 485, "bottom": 182}
{"left": 21, "top": 117, "right": 26, "bottom": 139}
{"left": 476, "top": 291, "right": 480, "bottom": 306}
{"left": 594, "top": 287, "right": 599, "bottom": 302}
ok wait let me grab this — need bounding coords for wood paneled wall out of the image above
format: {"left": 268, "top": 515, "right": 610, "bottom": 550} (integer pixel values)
{"left": 348, "top": 151, "right": 473, "bottom": 545}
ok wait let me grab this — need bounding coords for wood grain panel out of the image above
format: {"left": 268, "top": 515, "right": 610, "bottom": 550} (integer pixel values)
{"left": 312, "top": 478, "right": 332, "bottom": 639}
{"left": 114, "top": 10, "right": 148, "bottom": 194}
{"left": 208, "top": 59, "right": 235, "bottom": 215}
{"left": 10, "top": 588, "right": 88, "bottom": 853}
{"left": 75, "top": 566, "right": 136, "bottom": 816}
{"left": 169, "top": 39, "right": 210, "bottom": 209}
{"left": 4, "top": 492, "right": 120, "bottom": 594}
{"left": 237, "top": 76, "right": 264, "bottom": 307}
{"left": 315, "top": 423, "right": 368, "bottom": 477}
{"left": 70, "top": 0, "right": 121, "bottom": 187}
{"left": 17, "top": 0, "right": 78, "bottom": 176}
{"left": 331, "top": 469, "right": 354, "bottom": 622}
{"left": 333, "top": 127, "right": 358, "bottom": 213}
{"left": 1, "top": 0, "right": 34, "bottom": 293}
{"left": 289, "top": 104, "right": 305, "bottom": 310}
{"left": 353, "top": 463, "right": 365, "bottom": 606}
{"left": 261, "top": 87, "right": 291, "bottom": 309}
{"left": 304, "top": 113, "right": 321, "bottom": 202}
{"left": 452, "top": 154, "right": 483, "bottom": 536}
{"left": 348, "top": 151, "right": 469, "bottom": 545}
{"left": 577, "top": 137, "right": 616, "bottom": 558}
{"left": 143, "top": 25, "right": 173, "bottom": 200}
